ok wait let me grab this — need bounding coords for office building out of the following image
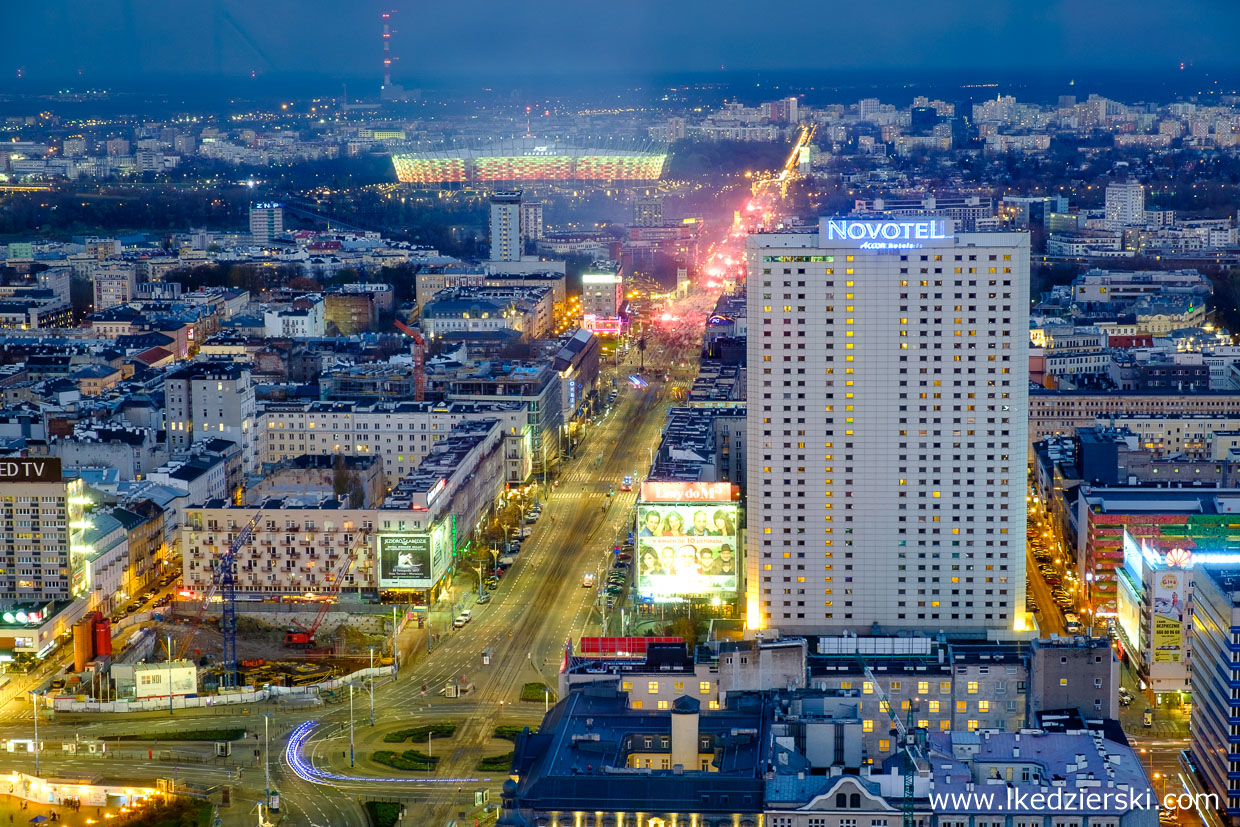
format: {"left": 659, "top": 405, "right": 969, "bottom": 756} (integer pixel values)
{"left": 1191, "top": 565, "right": 1240, "bottom": 824}
{"left": 746, "top": 217, "right": 1029, "bottom": 634}
{"left": 1105, "top": 179, "right": 1145, "bottom": 231}
{"left": 1029, "top": 389, "right": 1240, "bottom": 449}
{"left": 489, "top": 191, "right": 523, "bottom": 262}
{"left": 1076, "top": 487, "right": 1240, "bottom": 618}
{"left": 0, "top": 458, "right": 86, "bottom": 607}
{"left": 249, "top": 203, "right": 284, "bottom": 241}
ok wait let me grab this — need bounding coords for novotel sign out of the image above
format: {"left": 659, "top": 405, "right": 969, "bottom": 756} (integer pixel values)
{"left": 822, "top": 218, "right": 953, "bottom": 250}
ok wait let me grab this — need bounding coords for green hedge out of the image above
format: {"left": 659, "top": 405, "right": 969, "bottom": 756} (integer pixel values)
{"left": 476, "top": 751, "right": 514, "bottom": 772}
{"left": 365, "top": 801, "right": 403, "bottom": 827}
{"left": 104, "top": 728, "right": 246, "bottom": 742}
{"left": 372, "top": 748, "right": 441, "bottom": 771}
{"left": 382, "top": 722, "right": 457, "bottom": 743}
{"left": 520, "top": 682, "right": 554, "bottom": 702}
{"left": 492, "top": 725, "right": 525, "bottom": 741}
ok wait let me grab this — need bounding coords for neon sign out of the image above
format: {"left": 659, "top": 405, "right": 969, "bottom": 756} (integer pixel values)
{"left": 823, "top": 218, "right": 953, "bottom": 250}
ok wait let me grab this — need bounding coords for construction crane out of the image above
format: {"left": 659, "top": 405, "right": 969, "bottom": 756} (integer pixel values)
{"left": 393, "top": 318, "right": 427, "bottom": 401}
{"left": 178, "top": 511, "right": 261, "bottom": 690}
{"left": 283, "top": 535, "right": 362, "bottom": 648}
{"left": 861, "top": 660, "right": 925, "bottom": 827}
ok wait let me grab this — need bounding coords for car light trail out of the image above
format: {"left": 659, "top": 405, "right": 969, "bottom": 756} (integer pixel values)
{"left": 285, "top": 721, "right": 480, "bottom": 785}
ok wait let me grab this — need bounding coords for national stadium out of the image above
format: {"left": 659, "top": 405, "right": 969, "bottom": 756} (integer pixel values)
{"left": 391, "top": 137, "right": 668, "bottom": 186}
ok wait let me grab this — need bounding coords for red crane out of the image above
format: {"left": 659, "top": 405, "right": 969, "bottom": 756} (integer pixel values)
{"left": 284, "top": 536, "right": 362, "bottom": 647}
{"left": 393, "top": 318, "right": 426, "bottom": 401}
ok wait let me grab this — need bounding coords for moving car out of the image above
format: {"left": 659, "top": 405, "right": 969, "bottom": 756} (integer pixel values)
{"left": 621, "top": 475, "right": 633, "bottom": 492}
{"left": 476, "top": 593, "right": 492, "bottom": 604}
{"left": 582, "top": 573, "right": 596, "bottom": 588}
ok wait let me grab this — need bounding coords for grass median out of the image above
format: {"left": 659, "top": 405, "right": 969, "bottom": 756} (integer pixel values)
{"left": 381, "top": 722, "right": 457, "bottom": 743}
{"left": 520, "top": 682, "right": 555, "bottom": 703}
{"left": 372, "top": 748, "right": 440, "bottom": 771}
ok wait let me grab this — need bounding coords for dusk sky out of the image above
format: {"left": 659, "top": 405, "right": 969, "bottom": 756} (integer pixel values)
{"left": 7, "top": 0, "right": 1240, "bottom": 87}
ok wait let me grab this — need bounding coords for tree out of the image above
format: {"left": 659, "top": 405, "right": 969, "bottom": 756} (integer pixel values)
{"left": 332, "top": 455, "right": 350, "bottom": 498}
{"left": 667, "top": 616, "right": 700, "bottom": 649}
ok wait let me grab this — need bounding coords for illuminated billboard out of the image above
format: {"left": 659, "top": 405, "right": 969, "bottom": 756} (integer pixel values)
{"left": 583, "top": 315, "right": 623, "bottom": 336}
{"left": 639, "top": 481, "right": 735, "bottom": 504}
{"left": 635, "top": 502, "right": 740, "bottom": 600}
{"left": 1152, "top": 570, "right": 1186, "bottom": 664}
{"left": 377, "top": 518, "right": 453, "bottom": 589}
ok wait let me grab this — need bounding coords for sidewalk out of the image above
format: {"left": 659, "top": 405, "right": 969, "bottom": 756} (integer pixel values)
{"left": 0, "top": 796, "right": 108, "bottom": 827}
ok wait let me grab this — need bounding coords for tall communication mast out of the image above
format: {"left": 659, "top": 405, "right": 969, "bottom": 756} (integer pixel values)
{"left": 381, "top": 11, "right": 393, "bottom": 90}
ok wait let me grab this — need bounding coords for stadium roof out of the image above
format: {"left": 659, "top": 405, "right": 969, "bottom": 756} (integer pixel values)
{"left": 392, "top": 136, "right": 667, "bottom": 185}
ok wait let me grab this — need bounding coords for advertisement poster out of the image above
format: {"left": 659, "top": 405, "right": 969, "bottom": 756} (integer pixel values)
{"left": 377, "top": 534, "right": 430, "bottom": 588}
{"left": 1151, "top": 571, "right": 1185, "bottom": 664}
{"left": 635, "top": 502, "right": 740, "bottom": 599}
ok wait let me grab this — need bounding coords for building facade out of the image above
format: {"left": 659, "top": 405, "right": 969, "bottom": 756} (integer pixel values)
{"left": 745, "top": 218, "right": 1029, "bottom": 634}
{"left": 1190, "top": 565, "right": 1240, "bottom": 825}
{"left": 164, "top": 360, "right": 257, "bottom": 474}
{"left": 489, "top": 191, "right": 523, "bottom": 262}
{"left": 249, "top": 203, "right": 284, "bottom": 241}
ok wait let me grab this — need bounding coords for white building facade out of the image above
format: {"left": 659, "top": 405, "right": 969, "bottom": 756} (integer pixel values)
{"left": 489, "top": 191, "right": 522, "bottom": 262}
{"left": 745, "top": 218, "right": 1029, "bottom": 635}
{"left": 1105, "top": 179, "right": 1145, "bottom": 231}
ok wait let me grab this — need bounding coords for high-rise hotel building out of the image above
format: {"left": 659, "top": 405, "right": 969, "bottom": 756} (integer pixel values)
{"left": 745, "top": 217, "right": 1029, "bottom": 635}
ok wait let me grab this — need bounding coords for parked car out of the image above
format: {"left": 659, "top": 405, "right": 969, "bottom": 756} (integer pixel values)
{"left": 476, "top": 593, "right": 492, "bottom": 604}
{"left": 1118, "top": 687, "right": 1135, "bottom": 707}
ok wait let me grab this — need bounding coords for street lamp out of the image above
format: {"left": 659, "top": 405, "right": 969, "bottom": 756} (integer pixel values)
{"left": 368, "top": 647, "right": 375, "bottom": 727}
{"left": 30, "top": 690, "right": 39, "bottom": 776}
{"left": 263, "top": 713, "right": 273, "bottom": 810}
{"left": 471, "top": 563, "right": 486, "bottom": 598}
{"left": 348, "top": 684, "right": 355, "bottom": 768}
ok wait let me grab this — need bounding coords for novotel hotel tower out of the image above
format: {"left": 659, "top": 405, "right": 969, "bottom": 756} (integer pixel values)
{"left": 744, "top": 217, "right": 1029, "bottom": 636}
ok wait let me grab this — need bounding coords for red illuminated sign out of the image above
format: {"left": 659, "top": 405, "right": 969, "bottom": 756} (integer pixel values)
{"left": 578, "top": 636, "right": 683, "bottom": 658}
{"left": 639, "top": 481, "right": 735, "bottom": 503}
